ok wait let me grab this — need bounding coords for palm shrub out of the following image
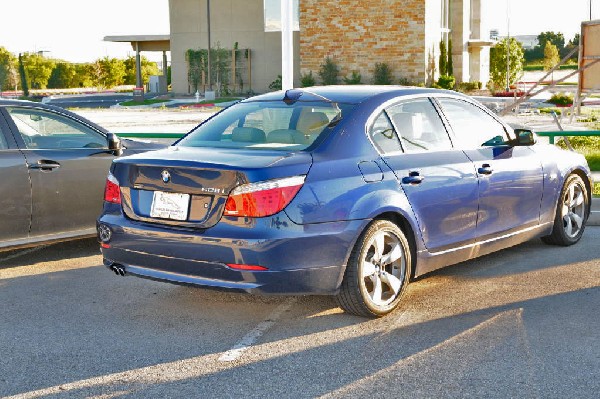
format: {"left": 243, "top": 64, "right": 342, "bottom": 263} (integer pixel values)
{"left": 373, "top": 62, "right": 393, "bottom": 85}
{"left": 318, "top": 57, "right": 339, "bottom": 85}
{"left": 343, "top": 71, "right": 362, "bottom": 85}
{"left": 300, "top": 71, "right": 316, "bottom": 87}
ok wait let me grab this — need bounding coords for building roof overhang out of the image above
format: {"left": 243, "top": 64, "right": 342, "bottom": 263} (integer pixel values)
{"left": 104, "top": 35, "right": 170, "bottom": 52}
{"left": 468, "top": 39, "right": 495, "bottom": 48}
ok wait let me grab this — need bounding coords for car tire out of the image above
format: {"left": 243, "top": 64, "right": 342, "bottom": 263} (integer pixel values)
{"left": 336, "top": 220, "right": 412, "bottom": 317}
{"left": 541, "top": 174, "right": 589, "bottom": 246}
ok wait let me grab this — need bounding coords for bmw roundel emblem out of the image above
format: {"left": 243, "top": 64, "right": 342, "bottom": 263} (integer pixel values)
{"left": 161, "top": 170, "right": 171, "bottom": 183}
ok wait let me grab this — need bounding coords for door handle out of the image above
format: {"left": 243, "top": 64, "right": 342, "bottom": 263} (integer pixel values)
{"left": 402, "top": 171, "right": 424, "bottom": 185}
{"left": 478, "top": 164, "right": 493, "bottom": 175}
{"left": 29, "top": 160, "right": 61, "bottom": 171}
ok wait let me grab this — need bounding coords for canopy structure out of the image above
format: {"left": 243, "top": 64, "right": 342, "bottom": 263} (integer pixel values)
{"left": 104, "top": 35, "right": 170, "bottom": 88}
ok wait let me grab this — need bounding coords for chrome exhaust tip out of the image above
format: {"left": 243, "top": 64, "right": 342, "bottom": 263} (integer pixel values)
{"left": 110, "top": 264, "right": 126, "bottom": 276}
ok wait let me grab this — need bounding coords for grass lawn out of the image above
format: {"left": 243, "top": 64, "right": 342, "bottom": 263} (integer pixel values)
{"left": 120, "top": 99, "right": 169, "bottom": 106}
{"left": 594, "top": 182, "right": 600, "bottom": 197}
{"left": 554, "top": 109, "right": 600, "bottom": 172}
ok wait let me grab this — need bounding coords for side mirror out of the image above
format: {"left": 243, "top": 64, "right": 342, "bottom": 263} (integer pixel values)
{"left": 513, "top": 129, "right": 536, "bottom": 146}
{"left": 107, "top": 133, "right": 123, "bottom": 156}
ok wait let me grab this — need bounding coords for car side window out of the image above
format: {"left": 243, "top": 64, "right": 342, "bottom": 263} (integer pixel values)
{"left": 6, "top": 107, "right": 107, "bottom": 150}
{"left": 437, "top": 98, "right": 509, "bottom": 148}
{"left": 386, "top": 98, "right": 452, "bottom": 152}
{"left": 368, "top": 112, "right": 402, "bottom": 154}
{"left": 0, "top": 127, "right": 7, "bottom": 149}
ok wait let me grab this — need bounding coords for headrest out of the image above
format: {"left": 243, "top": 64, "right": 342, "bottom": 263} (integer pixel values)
{"left": 267, "top": 129, "right": 307, "bottom": 144}
{"left": 297, "top": 112, "right": 329, "bottom": 135}
{"left": 231, "top": 126, "right": 266, "bottom": 142}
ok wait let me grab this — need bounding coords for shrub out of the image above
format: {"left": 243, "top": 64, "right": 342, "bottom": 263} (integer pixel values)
{"left": 439, "top": 40, "right": 448, "bottom": 76}
{"left": 524, "top": 64, "right": 544, "bottom": 71}
{"left": 300, "top": 71, "right": 315, "bottom": 87}
{"left": 547, "top": 92, "right": 573, "bottom": 106}
{"left": 539, "top": 107, "right": 562, "bottom": 115}
{"left": 436, "top": 75, "right": 455, "bottom": 90}
{"left": 373, "top": 62, "right": 393, "bottom": 85}
{"left": 269, "top": 75, "right": 282, "bottom": 91}
{"left": 489, "top": 38, "right": 524, "bottom": 92}
{"left": 318, "top": 57, "right": 339, "bottom": 85}
{"left": 457, "top": 81, "right": 480, "bottom": 92}
{"left": 343, "top": 71, "right": 362, "bottom": 85}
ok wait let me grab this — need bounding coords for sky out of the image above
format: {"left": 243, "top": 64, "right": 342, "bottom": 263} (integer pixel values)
{"left": 0, "top": 0, "right": 598, "bottom": 63}
{"left": 486, "top": 0, "right": 598, "bottom": 40}
{"left": 0, "top": 0, "right": 170, "bottom": 63}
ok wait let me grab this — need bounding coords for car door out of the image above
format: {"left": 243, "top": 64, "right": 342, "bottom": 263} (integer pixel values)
{"left": 370, "top": 97, "right": 479, "bottom": 252}
{"left": 0, "top": 110, "right": 31, "bottom": 242}
{"left": 436, "top": 97, "right": 544, "bottom": 239}
{"left": 3, "top": 106, "right": 116, "bottom": 237}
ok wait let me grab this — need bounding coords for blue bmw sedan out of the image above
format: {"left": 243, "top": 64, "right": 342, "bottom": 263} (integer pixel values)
{"left": 97, "top": 86, "right": 592, "bottom": 317}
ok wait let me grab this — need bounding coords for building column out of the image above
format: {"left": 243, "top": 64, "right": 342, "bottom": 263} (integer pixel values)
{"left": 468, "top": 0, "right": 490, "bottom": 86}
{"left": 135, "top": 41, "right": 142, "bottom": 88}
{"left": 451, "top": 0, "right": 471, "bottom": 83}
{"left": 162, "top": 51, "right": 168, "bottom": 77}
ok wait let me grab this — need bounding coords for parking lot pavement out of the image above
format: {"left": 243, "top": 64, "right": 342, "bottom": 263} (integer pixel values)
{"left": 1, "top": 229, "right": 600, "bottom": 398}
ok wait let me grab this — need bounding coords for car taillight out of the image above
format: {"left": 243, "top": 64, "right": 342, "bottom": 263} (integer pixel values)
{"left": 104, "top": 172, "right": 121, "bottom": 204}
{"left": 224, "top": 175, "right": 305, "bottom": 218}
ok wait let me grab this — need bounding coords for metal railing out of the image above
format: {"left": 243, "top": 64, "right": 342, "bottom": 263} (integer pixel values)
{"left": 535, "top": 130, "right": 600, "bottom": 144}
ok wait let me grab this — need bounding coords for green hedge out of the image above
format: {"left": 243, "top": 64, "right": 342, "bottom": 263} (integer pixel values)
{"left": 524, "top": 65, "right": 544, "bottom": 71}
{"left": 523, "top": 64, "right": 578, "bottom": 71}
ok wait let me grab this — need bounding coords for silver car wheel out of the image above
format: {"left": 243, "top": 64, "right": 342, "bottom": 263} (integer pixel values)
{"left": 360, "top": 229, "right": 407, "bottom": 307}
{"left": 561, "top": 179, "right": 586, "bottom": 238}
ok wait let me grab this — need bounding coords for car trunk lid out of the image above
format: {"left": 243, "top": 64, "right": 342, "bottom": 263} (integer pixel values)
{"left": 112, "top": 146, "right": 312, "bottom": 228}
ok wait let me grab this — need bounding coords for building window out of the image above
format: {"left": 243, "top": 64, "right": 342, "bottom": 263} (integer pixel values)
{"left": 264, "top": 0, "right": 300, "bottom": 32}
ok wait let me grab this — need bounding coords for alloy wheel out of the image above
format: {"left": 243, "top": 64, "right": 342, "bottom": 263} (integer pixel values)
{"left": 361, "top": 229, "right": 407, "bottom": 307}
{"left": 561, "top": 180, "right": 586, "bottom": 238}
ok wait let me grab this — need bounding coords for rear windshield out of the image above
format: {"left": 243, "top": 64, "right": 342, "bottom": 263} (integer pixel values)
{"left": 177, "top": 100, "right": 354, "bottom": 151}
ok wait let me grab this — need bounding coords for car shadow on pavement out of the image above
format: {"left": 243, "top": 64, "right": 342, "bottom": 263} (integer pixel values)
{"left": 1, "top": 229, "right": 598, "bottom": 397}
{"left": 4, "top": 284, "right": 599, "bottom": 398}
{"left": 0, "top": 238, "right": 100, "bottom": 270}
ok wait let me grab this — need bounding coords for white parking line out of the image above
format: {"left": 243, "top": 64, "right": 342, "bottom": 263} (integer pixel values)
{"left": 218, "top": 297, "right": 297, "bottom": 362}
{"left": 0, "top": 245, "right": 47, "bottom": 263}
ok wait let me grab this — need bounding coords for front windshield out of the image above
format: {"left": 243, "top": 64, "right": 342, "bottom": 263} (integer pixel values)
{"left": 177, "top": 100, "right": 353, "bottom": 151}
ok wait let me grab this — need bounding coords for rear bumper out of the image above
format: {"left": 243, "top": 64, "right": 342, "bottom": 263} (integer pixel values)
{"left": 98, "top": 213, "right": 367, "bottom": 295}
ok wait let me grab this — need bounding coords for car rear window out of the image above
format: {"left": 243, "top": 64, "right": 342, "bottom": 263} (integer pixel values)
{"left": 178, "top": 101, "right": 353, "bottom": 151}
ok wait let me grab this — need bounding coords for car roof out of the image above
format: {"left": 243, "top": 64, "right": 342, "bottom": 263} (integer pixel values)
{"left": 244, "top": 85, "right": 460, "bottom": 104}
{"left": 0, "top": 99, "right": 109, "bottom": 134}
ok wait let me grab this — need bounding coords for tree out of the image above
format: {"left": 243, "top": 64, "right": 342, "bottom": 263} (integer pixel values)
{"left": 124, "top": 56, "right": 160, "bottom": 86}
{"left": 18, "top": 53, "right": 29, "bottom": 96}
{"left": 543, "top": 42, "right": 560, "bottom": 71}
{"left": 439, "top": 40, "right": 448, "bottom": 76}
{"left": 0, "top": 47, "right": 17, "bottom": 93}
{"left": 489, "top": 38, "right": 524, "bottom": 92}
{"left": 563, "top": 33, "right": 580, "bottom": 60}
{"left": 569, "top": 33, "right": 580, "bottom": 47}
{"left": 537, "top": 31, "right": 565, "bottom": 52}
{"left": 73, "top": 63, "right": 96, "bottom": 88}
{"left": 94, "top": 57, "right": 126, "bottom": 88}
{"left": 447, "top": 39, "right": 454, "bottom": 76}
{"left": 525, "top": 31, "right": 566, "bottom": 63}
{"left": 544, "top": 42, "right": 560, "bottom": 82}
{"left": 21, "top": 52, "right": 55, "bottom": 89}
{"left": 48, "top": 62, "right": 77, "bottom": 88}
